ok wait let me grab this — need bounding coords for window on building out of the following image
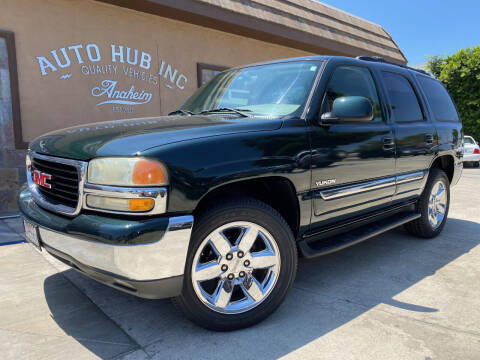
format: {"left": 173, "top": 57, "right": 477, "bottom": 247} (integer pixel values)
{"left": 322, "top": 65, "right": 383, "bottom": 121}
{"left": 382, "top": 71, "right": 424, "bottom": 122}
{"left": 0, "top": 30, "right": 23, "bottom": 149}
{"left": 0, "top": 30, "right": 25, "bottom": 215}
{"left": 416, "top": 75, "right": 459, "bottom": 121}
{"left": 0, "top": 35, "right": 11, "bottom": 119}
{"left": 197, "top": 63, "right": 228, "bottom": 88}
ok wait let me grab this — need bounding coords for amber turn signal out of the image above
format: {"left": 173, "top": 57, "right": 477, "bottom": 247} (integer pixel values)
{"left": 132, "top": 160, "right": 166, "bottom": 185}
{"left": 129, "top": 198, "right": 155, "bottom": 211}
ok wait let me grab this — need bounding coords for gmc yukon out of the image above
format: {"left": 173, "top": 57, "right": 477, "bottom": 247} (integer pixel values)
{"left": 19, "top": 56, "right": 463, "bottom": 331}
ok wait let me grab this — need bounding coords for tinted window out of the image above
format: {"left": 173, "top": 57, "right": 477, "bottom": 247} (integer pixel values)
{"left": 382, "top": 72, "right": 423, "bottom": 122}
{"left": 417, "top": 76, "right": 459, "bottom": 121}
{"left": 322, "top": 66, "right": 382, "bottom": 121}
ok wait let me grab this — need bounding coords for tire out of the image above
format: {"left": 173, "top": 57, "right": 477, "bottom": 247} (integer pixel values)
{"left": 404, "top": 168, "right": 450, "bottom": 238}
{"left": 172, "top": 197, "right": 297, "bottom": 331}
{"left": 474, "top": 162, "right": 480, "bottom": 168}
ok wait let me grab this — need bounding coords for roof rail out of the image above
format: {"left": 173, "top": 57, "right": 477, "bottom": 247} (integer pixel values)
{"left": 356, "top": 56, "right": 431, "bottom": 76}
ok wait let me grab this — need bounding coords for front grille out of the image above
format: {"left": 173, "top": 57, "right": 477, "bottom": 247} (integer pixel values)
{"left": 32, "top": 157, "right": 80, "bottom": 208}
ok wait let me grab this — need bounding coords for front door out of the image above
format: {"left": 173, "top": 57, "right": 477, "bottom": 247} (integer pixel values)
{"left": 309, "top": 63, "right": 396, "bottom": 231}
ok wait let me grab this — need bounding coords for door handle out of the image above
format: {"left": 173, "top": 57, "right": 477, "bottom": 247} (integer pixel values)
{"left": 383, "top": 136, "right": 395, "bottom": 150}
{"left": 425, "top": 134, "right": 434, "bottom": 145}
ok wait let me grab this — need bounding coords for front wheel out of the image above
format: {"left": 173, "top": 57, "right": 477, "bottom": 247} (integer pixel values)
{"left": 173, "top": 198, "right": 297, "bottom": 331}
{"left": 405, "top": 168, "right": 450, "bottom": 238}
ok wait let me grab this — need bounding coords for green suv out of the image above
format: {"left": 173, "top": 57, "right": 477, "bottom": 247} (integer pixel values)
{"left": 19, "top": 56, "right": 463, "bottom": 331}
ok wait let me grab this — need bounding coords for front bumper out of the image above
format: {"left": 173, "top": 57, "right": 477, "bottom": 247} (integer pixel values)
{"left": 19, "top": 186, "right": 193, "bottom": 299}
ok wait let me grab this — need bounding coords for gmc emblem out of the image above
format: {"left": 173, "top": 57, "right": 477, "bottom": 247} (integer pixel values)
{"left": 32, "top": 170, "right": 52, "bottom": 189}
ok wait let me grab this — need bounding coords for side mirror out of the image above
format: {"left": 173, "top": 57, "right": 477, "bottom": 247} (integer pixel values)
{"left": 321, "top": 96, "right": 374, "bottom": 124}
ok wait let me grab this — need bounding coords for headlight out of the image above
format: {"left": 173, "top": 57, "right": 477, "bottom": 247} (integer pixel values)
{"left": 87, "top": 157, "right": 168, "bottom": 186}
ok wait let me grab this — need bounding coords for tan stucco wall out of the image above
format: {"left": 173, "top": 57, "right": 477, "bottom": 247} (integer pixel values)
{"left": 0, "top": 0, "right": 320, "bottom": 142}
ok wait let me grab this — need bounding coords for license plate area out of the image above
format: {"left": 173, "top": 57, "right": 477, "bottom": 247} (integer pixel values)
{"left": 23, "top": 219, "right": 41, "bottom": 250}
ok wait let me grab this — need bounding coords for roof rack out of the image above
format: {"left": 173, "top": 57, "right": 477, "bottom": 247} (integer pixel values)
{"left": 356, "top": 56, "right": 431, "bottom": 76}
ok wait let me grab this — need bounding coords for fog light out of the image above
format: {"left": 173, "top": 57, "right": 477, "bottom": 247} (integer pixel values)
{"left": 86, "top": 195, "right": 154, "bottom": 212}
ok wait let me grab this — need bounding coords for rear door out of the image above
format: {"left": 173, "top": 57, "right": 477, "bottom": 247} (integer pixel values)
{"left": 379, "top": 70, "right": 436, "bottom": 203}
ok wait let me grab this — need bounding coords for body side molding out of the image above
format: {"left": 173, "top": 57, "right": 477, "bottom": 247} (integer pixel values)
{"left": 319, "top": 170, "right": 426, "bottom": 201}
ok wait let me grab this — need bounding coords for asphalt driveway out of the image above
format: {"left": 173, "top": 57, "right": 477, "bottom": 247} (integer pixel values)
{"left": 1, "top": 168, "right": 480, "bottom": 359}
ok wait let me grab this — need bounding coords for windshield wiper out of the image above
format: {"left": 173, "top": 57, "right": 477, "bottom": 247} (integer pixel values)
{"left": 168, "top": 109, "right": 195, "bottom": 116}
{"left": 200, "top": 107, "right": 251, "bottom": 117}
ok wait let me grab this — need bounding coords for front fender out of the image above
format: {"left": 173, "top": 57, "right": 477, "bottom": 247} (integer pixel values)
{"left": 140, "top": 127, "right": 311, "bottom": 213}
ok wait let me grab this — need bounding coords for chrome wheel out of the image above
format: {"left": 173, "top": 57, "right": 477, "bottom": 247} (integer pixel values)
{"left": 428, "top": 180, "right": 447, "bottom": 229}
{"left": 191, "top": 221, "right": 281, "bottom": 314}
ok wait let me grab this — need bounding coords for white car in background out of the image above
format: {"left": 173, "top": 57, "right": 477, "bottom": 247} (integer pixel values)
{"left": 463, "top": 135, "right": 480, "bottom": 167}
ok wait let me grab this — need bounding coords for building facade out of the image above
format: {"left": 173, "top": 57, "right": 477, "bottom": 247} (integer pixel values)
{"left": 0, "top": 0, "right": 406, "bottom": 215}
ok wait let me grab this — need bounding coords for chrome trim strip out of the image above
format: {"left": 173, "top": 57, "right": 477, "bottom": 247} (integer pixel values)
{"left": 319, "top": 170, "right": 426, "bottom": 201}
{"left": 320, "top": 176, "right": 396, "bottom": 200}
{"left": 27, "top": 151, "right": 87, "bottom": 216}
{"left": 38, "top": 215, "right": 194, "bottom": 281}
{"left": 83, "top": 183, "right": 167, "bottom": 215}
{"left": 395, "top": 171, "right": 425, "bottom": 184}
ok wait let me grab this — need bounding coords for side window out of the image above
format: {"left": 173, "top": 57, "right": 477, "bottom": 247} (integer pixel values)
{"left": 417, "top": 76, "right": 459, "bottom": 121}
{"left": 382, "top": 71, "right": 423, "bottom": 122}
{"left": 322, "top": 65, "right": 382, "bottom": 121}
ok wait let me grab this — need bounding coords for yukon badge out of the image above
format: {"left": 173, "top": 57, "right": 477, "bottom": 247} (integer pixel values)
{"left": 316, "top": 179, "right": 336, "bottom": 187}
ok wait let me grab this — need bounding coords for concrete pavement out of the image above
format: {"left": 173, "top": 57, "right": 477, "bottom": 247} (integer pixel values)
{"left": 0, "top": 216, "right": 25, "bottom": 246}
{"left": 1, "top": 168, "right": 480, "bottom": 359}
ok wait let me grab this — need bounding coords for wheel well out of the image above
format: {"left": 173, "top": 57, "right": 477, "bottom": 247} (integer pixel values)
{"left": 194, "top": 177, "right": 300, "bottom": 238}
{"left": 431, "top": 155, "right": 454, "bottom": 183}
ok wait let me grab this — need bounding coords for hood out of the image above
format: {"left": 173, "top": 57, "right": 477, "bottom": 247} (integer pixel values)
{"left": 29, "top": 115, "right": 283, "bottom": 160}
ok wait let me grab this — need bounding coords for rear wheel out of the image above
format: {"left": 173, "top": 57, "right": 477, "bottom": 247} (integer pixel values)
{"left": 173, "top": 197, "right": 297, "bottom": 331}
{"left": 405, "top": 168, "right": 450, "bottom": 238}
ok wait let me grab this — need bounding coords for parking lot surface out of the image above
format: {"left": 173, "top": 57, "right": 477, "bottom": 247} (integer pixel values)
{"left": 1, "top": 168, "right": 480, "bottom": 360}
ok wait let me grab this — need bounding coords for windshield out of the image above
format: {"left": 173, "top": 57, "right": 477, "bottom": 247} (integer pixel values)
{"left": 180, "top": 61, "right": 322, "bottom": 116}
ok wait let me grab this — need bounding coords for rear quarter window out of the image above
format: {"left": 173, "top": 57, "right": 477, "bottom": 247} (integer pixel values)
{"left": 416, "top": 76, "right": 459, "bottom": 121}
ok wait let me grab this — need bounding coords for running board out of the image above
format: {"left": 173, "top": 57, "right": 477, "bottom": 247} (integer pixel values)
{"left": 298, "top": 212, "right": 421, "bottom": 259}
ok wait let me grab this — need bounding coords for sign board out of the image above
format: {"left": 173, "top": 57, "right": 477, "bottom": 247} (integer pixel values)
{"left": 35, "top": 42, "right": 188, "bottom": 115}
